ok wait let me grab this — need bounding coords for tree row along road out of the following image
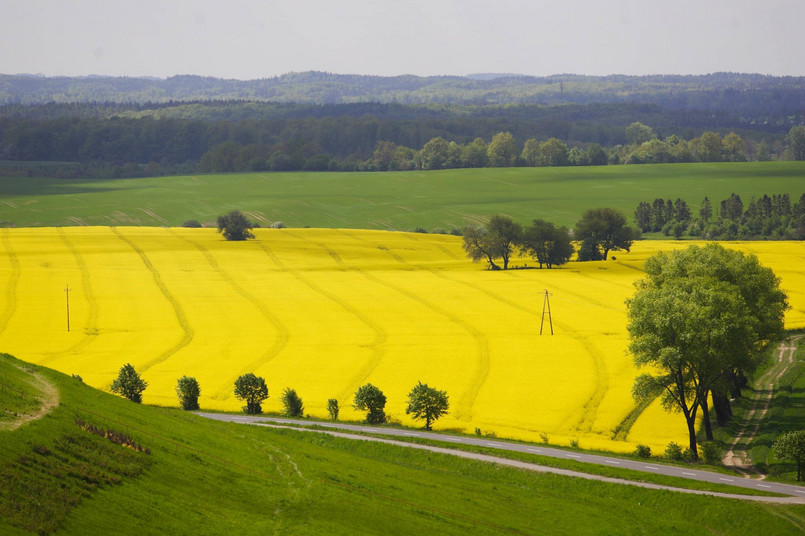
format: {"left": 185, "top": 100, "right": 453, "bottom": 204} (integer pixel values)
{"left": 197, "top": 413, "right": 805, "bottom": 503}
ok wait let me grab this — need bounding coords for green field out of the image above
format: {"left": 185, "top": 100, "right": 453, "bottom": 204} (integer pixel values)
{"left": 1, "top": 162, "right": 803, "bottom": 229}
{"left": 3, "top": 353, "right": 805, "bottom": 535}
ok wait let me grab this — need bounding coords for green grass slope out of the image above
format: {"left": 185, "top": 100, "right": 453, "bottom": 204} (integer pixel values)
{"left": 2, "top": 353, "right": 805, "bottom": 535}
{"left": 1, "top": 162, "right": 803, "bottom": 229}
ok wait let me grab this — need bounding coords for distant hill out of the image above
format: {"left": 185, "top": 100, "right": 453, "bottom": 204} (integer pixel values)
{"left": 1, "top": 71, "right": 804, "bottom": 117}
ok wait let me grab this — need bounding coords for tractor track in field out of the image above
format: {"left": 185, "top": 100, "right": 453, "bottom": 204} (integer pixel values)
{"left": 39, "top": 229, "right": 100, "bottom": 365}
{"left": 503, "top": 271, "right": 612, "bottom": 437}
{"left": 723, "top": 335, "right": 803, "bottom": 475}
{"left": 255, "top": 238, "right": 388, "bottom": 404}
{"left": 173, "top": 232, "right": 290, "bottom": 401}
{"left": 110, "top": 227, "right": 194, "bottom": 373}
{"left": 0, "top": 230, "right": 20, "bottom": 336}
{"left": 335, "top": 230, "right": 490, "bottom": 422}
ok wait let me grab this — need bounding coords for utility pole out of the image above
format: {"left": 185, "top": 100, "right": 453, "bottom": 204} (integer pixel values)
{"left": 540, "top": 289, "right": 553, "bottom": 335}
{"left": 65, "top": 283, "right": 70, "bottom": 332}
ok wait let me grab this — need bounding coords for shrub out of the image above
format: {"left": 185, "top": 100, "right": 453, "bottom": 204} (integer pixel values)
{"left": 216, "top": 210, "right": 255, "bottom": 241}
{"left": 664, "top": 442, "right": 684, "bottom": 461}
{"left": 272, "top": 221, "right": 286, "bottom": 229}
{"left": 234, "top": 373, "right": 268, "bottom": 414}
{"left": 327, "top": 398, "right": 339, "bottom": 420}
{"left": 353, "top": 383, "right": 387, "bottom": 424}
{"left": 635, "top": 444, "right": 652, "bottom": 458}
{"left": 110, "top": 363, "right": 147, "bottom": 403}
{"left": 176, "top": 376, "right": 201, "bottom": 410}
{"left": 281, "top": 388, "right": 304, "bottom": 418}
{"left": 182, "top": 220, "right": 202, "bottom": 228}
{"left": 569, "top": 438, "right": 579, "bottom": 448}
{"left": 539, "top": 432, "right": 549, "bottom": 444}
{"left": 700, "top": 441, "right": 722, "bottom": 465}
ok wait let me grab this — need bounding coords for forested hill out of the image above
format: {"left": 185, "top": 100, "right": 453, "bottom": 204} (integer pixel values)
{"left": 2, "top": 71, "right": 804, "bottom": 115}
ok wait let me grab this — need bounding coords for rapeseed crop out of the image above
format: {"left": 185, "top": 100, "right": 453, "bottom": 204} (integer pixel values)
{"left": 1, "top": 227, "right": 803, "bottom": 453}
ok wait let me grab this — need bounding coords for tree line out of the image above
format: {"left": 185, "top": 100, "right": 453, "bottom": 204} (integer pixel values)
{"left": 635, "top": 192, "right": 805, "bottom": 240}
{"left": 110, "top": 364, "right": 450, "bottom": 431}
{"left": 462, "top": 208, "right": 637, "bottom": 270}
{"left": 1, "top": 97, "right": 803, "bottom": 179}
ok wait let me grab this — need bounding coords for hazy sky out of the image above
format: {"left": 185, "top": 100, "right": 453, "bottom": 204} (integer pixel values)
{"left": 2, "top": 0, "right": 803, "bottom": 79}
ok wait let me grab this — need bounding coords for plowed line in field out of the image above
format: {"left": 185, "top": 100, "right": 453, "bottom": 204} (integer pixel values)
{"left": 334, "top": 230, "right": 489, "bottom": 421}
{"left": 39, "top": 230, "right": 100, "bottom": 364}
{"left": 400, "top": 232, "right": 462, "bottom": 261}
{"left": 255, "top": 240, "right": 387, "bottom": 403}
{"left": 110, "top": 228, "right": 194, "bottom": 372}
{"left": 175, "top": 233, "right": 290, "bottom": 400}
{"left": 0, "top": 230, "right": 20, "bottom": 335}
{"left": 137, "top": 207, "right": 169, "bottom": 225}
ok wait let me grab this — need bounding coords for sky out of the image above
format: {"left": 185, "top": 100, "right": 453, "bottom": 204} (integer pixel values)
{"left": 2, "top": 0, "right": 804, "bottom": 79}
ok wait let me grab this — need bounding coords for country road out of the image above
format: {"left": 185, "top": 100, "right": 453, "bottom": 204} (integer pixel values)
{"left": 197, "top": 412, "right": 805, "bottom": 503}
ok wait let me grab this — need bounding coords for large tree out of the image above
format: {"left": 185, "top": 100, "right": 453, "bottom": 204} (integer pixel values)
{"left": 519, "top": 219, "right": 574, "bottom": 268}
{"left": 574, "top": 208, "right": 636, "bottom": 260}
{"left": 405, "top": 382, "right": 449, "bottom": 431}
{"left": 462, "top": 215, "right": 522, "bottom": 270}
{"left": 234, "top": 373, "right": 269, "bottom": 414}
{"left": 786, "top": 125, "right": 805, "bottom": 161}
{"left": 487, "top": 131, "right": 517, "bottom": 167}
{"left": 627, "top": 244, "right": 788, "bottom": 459}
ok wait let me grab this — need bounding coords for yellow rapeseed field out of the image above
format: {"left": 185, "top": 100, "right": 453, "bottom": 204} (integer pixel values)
{"left": 1, "top": 227, "right": 803, "bottom": 453}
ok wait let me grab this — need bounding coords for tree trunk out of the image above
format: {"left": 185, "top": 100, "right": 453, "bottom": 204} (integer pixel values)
{"left": 701, "top": 394, "right": 714, "bottom": 441}
{"left": 686, "top": 414, "right": 699, "bottom": 460}
{"left": 712, "top": 391, "right": 732, "bottom": 425}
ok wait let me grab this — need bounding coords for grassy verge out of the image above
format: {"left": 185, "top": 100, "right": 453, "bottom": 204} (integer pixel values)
{"left": 0, "top": 359, "right": 45, "bottom": 426}
{"left": 3, "top": 353, "right": 805, "bottom": 535}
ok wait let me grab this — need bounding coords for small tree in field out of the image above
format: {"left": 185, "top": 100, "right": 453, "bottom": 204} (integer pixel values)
{"left": 234, "top": 373, "right": 268, "bottom": 414}
{"left": 327, "top": 398, "right": 339, "bottom": 420}
{"left": 773, "top": 430, "right": 805, "bottom": 480}
{"left": 110, "top": 363, "right": 147, "bottom": 403}
{"left": 217, "top": 210, "right": 255, "bottom": 241}
{"left": 176, "top": 376, "right": 201, "bottom": 410}
{"left": 405, "top": 382, "right": 449, "bottom": 430}
{"left": 353, "top": 383, "right": 387, "bottom": 424}
{"left": 281, "top": 387, "right": 304, "bottom": 417}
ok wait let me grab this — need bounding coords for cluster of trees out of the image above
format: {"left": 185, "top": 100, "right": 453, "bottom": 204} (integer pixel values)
{"left": 627, "top": 244, "right": 789, "bottom": 460}
{"left": 462, "top": 208, "right": 637, "bottom": 270}
{"left": 635, "top": 192, "right": 805, "bottom": 239}
{"left": 109, "top": 364, "right": 450, "bottom": 430}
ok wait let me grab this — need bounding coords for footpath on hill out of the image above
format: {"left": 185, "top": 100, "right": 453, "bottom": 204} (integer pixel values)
{"left": 0, "top": 364, "right": 59, "bottom": 431}
{"left": 723, "top": 335, "right": 804, "bottom": 476}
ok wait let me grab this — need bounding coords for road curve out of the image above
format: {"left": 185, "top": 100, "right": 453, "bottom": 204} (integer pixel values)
{"left": 196, "top": 413, "right": 805, "bottom": 503}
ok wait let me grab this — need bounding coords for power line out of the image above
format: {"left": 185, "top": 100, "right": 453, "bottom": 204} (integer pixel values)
{"left": 540, "top": 289, "right": 553, "bottom": 335}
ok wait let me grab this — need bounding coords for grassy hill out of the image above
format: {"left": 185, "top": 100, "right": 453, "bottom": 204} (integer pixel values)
{"left": 3, "top": 353, "right": 805, "bottom": 535}
{"left": 0, "top": 162, "right": 803, "bottom": 230}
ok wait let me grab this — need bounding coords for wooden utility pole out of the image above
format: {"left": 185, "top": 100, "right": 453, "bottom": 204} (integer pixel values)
{"left": 65, "top": 283, "right": 71, "bottom": 332}
{"left": 540, "top": 289, "right": 553, "bottom": 335}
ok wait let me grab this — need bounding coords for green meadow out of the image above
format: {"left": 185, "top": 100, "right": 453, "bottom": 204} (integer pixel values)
{"left": 1, "top": 161, "right": 803, "bottom": 230}
{"left": 3, "top": 353, "right": 805, "bottom": 535}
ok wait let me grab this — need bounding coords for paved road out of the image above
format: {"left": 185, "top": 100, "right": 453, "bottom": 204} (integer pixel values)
{"left": 197, "top": 412, "right": 805, "bottom": 503}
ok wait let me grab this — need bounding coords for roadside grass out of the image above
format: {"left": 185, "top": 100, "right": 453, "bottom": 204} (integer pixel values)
{"left": 4, "top": 353, "right": 805, "bottom": 535}
{"left": 711, "top": 330, "right": 805, "bottom": 482}
{"left": 249, "top": 417, "right": 781, "bottom": 497}
{"left": 0, "top": 161, "right": 803, "bottom": 229}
